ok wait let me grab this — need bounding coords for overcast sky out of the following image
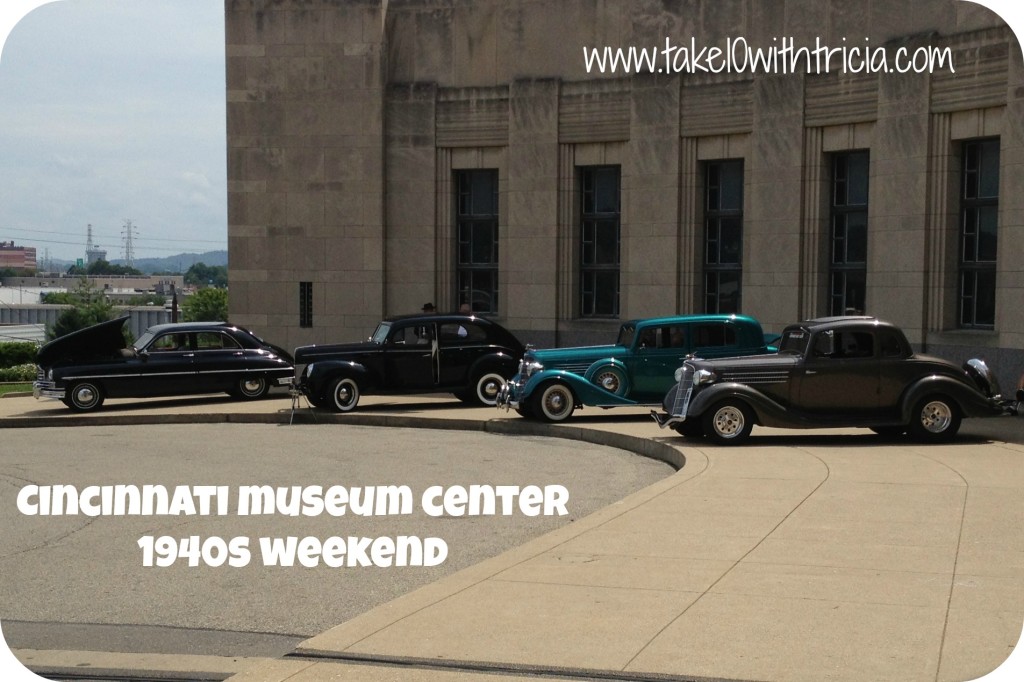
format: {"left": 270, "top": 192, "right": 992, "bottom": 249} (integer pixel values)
{"left": 0, "top": 0, "right": 226, "bottom": 264}
{"left": 0, "top": 1, "right": 1022, "bottom": 267}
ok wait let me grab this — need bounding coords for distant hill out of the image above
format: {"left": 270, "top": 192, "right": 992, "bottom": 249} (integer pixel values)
{"left": 111, "top": 250, "right": 228, "bottom": 274}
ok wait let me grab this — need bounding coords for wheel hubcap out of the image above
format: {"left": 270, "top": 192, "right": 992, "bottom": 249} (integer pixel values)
{"left": 242, "top": 379, "right": 262, "bottom": 394}
{"left": 713, "top": 406, "right": 744, "bottom": 437}
{"left": 545, "top": 390, "right": 567, "bottom": 415}
{"left": 597, "top": 372, "right": 620, "bottom": 392}
{"left": 921, "top": 401, "right": 952, "bottom": 433}
{"left": 337, "top": 386, "right": 352, "bottom": 405}
{"left": 480, "top": 377, "right": 501, "bottom": 400}
{"left": 76, "top": 387, "right": 95, "bottom": 405}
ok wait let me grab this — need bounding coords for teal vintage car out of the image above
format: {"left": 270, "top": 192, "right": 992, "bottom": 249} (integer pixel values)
{"left": 495, "top": 314, "right": 775, "bottom": 422}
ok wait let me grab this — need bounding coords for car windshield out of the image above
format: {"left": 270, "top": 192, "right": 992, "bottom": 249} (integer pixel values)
{"left": 616, "top": 324, "right": 636, "bottom": 347}
{"left": 370, "top": 322, "right": 391, "bottom": 344}
{"left": 778, "top": 329, "right": 810, "bottom": 354}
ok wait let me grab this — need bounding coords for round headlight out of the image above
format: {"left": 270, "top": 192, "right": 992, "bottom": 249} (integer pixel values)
{"left": 674, "top": 367, "right": 684, "bottom": 382}
{"left": 693, "top": 369, "right": 714, "bottom": 385}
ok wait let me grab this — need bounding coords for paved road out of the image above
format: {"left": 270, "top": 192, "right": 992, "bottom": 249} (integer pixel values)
{"left": 0, "top": 422, "right": 671, "bottom": 658}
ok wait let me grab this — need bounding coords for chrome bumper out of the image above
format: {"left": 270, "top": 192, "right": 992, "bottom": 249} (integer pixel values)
{"left": 495, "top": 379, "right": 521, "bottom": 412}
{"left": 33, "top": 381, "right": 65, "bottom": 400}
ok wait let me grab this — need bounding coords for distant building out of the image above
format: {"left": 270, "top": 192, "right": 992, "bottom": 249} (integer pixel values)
{"left": 0, "top": 242, "right": 37, "bottom": 273}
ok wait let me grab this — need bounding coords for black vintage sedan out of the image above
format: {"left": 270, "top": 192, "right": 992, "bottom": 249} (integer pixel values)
{"left": 653, "top": 316, "right": 1019, "bottom": 444}
{"left": 33, "top": 317, "right": 295, "bottom": 412}
{"left": 295, "top": 314, "right": 524, "bottom": 412}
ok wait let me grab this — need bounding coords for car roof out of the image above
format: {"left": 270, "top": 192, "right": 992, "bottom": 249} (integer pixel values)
{"left": 143, "top": 321, "right": 233, "bottom": 334}
{"left": 380, "top": 313, "right": 498, "bottom": 325}
{"left": 626, "top": 314, "right": 761, "bottom": 327}
{"left": 793, "top": 316, "right": 894, "bottom": 332}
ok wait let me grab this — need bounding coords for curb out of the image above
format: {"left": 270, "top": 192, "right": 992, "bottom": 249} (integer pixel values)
{"left": 0, "top": 409, "right": 686, "bottom": 471}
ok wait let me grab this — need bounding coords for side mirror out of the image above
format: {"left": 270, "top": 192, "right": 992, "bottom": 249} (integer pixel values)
{"left": 139, "top": 350, "right": 149, "bottom": 362}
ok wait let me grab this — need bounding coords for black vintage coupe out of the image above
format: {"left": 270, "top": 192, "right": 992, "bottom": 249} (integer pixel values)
{"left": 653, "top": 316, "right": 1019, "bottom": 444}
{"left": 294, "top": 314, "right": 524, "bottom": 412}
{"left": 33, "top": 317, "right": 295, "bottom": 412}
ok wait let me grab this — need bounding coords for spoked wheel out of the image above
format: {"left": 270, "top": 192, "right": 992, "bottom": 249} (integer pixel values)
{"left": 532, "top": 381, "right": 576, "bottom": 423}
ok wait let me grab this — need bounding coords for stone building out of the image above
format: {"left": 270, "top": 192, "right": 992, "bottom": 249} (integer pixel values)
{"left": 224, "top": 0, "right": 1023, "bottom": 388}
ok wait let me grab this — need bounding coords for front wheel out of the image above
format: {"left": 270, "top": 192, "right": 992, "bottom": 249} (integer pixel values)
{"left": 327, "top": 377, "right": 360, "bottom": 413}
{"left": 532, "top": 381, "right": 576, "bottom": 423}
{"left": 65, "top": 381, "right": 105, "bottom": 412}
{"left": 231, "top": 376, "right": 269, "bottom": 400}
{"left": 702, "top": 399, "right": 754, "bottom": 445}
{"left": 907, "top": 396, "right": 961, "bottom": 443}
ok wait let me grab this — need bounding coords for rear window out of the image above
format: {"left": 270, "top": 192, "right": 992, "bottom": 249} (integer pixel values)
{"left": 779, "top": 329, "right": 809, "bottom": 354}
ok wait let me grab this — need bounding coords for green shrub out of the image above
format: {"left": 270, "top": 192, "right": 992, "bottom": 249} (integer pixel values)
{"left": 0, "top": 342, "right": 39, "bottom": 369}
{"left": 0, "top": 363, "right": 37, "bottom": 382}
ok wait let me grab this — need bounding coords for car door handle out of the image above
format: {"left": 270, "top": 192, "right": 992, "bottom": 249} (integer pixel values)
{"left": 233, "top": 351, "right": 244, "bottom": 356}
{"left": 805, "top": 370, "right": 817, "bottom": 375}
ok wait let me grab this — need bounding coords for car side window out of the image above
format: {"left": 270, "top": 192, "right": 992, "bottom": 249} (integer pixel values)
{"left": 814, "top": 330, "right": 874, "bottom": 359}
{"left": 692, "top": 323, "right": 736, "bottom": 348}
{"left": 151, "top": 333, "right": 190, "bottom": 352}
{"left": 838, "top": 331, "right": 874, "bottom": 358}
{"left": 389, "top": 326, "right": 426, "bottom": 345}
{"left": 439, "top": 322, "right": 486, "bottom": 343}
{"left": 879, "top": 331, "right": 904, "bottom": 358}
{"left": 196, "top": 332, "right": 240, "bottom": 350}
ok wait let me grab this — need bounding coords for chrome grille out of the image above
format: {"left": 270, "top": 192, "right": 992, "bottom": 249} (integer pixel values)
{"left": 721, "top": 370, "right": 788, "bottom": 384}
{"left": 670, "top": 365, "right": 694, "bottom": 418}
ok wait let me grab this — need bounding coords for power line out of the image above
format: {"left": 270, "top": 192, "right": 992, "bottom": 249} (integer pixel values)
{"left": 1, "top": 226, "right": 225, "bottom": 245}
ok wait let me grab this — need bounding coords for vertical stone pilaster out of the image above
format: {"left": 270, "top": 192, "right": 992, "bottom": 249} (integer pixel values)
{"left": 557, "top": 143, "right": 576, "bottom": 332}
{"left": 678, "top": 137, "right": 699, "bottom": 312}
{"left": 799, "top": 127, "right": 826, "bottom": 320}
{"left": 924, "top": 112, "right": 954, "bottom": 335}
{"left": 505, "top": 79, "right": 559, "bottom": 344}
{"left": 435, "top": 148, "right": 453, "bottom": 309}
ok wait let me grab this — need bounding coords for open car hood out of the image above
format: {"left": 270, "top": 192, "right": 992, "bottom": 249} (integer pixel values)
{"left": 35, "top": 316, "right": 129, "bottom": 367}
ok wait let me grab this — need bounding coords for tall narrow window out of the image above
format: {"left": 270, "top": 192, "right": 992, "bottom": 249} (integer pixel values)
{"left": 579, "top": 166, "right": 620, "bottom": 317}
{"left": 455, "top": 170, "right": 499, "bottom": 314}
{"left": 829, "top": 151, "right": 869, "bottom": 316}
{"left": 704, "top": 160, "right": 743, "bottom": 314}
{"left": 299, "top": 281, "right": 313, "bottom": 328}
{"left": 959, "top": 139, "right": 999, "bottom": 329}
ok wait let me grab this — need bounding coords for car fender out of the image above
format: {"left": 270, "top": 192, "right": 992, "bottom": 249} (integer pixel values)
{"left": 522, "top": 369, "right": 638, "bottom": 407}
{"left": 583, "top": 359, "right": 631, "bottom": 396}
{"left": 900, "top": 375, "right": 1000, "bottom": 420}
{"left": 466, "top": 351, "right": 519, "bottom": 380}
{"left": 688, "top": 382, "right": 792, "bottom": 426}
{"left": 307, "top": 360, "right": 375, "bottom": 395}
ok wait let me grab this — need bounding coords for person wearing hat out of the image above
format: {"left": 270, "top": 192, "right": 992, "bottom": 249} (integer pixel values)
{"left": 421, "top": 302, "right": 435, "bottom": 313}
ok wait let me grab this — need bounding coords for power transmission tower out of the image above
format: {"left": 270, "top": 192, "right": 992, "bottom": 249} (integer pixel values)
{"left": 121, "top": 219, "right": 138, "bottom": 267}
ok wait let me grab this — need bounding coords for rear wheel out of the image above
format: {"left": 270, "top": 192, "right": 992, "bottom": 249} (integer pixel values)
{"left": 702, "top": 399, "right": 754, "bottom": 445}
{"left": 471, "top": 371, "right": 507, "bottom": 406}
{"left": 65, "top": 381, "right": 105, "bottom": 412}
{"left": 327, "top": 377, "right": 360, "bottom": 413}
{"left": 231, "top": 376, "right": 269, "bottom": 400}
{"left": 532, "top": 381, "right": 576, "bottom": 423}
{"left": 907, "top": 396, "right": 961, "bottom": 443}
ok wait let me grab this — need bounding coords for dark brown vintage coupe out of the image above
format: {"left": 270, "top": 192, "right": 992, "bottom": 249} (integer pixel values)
{"left": 653, "top": 316, "right": 1019, "bottom": 444}
{"left": 33, "top": 317, "right": 295, "bottom": 412}
{"left": 295, "top": 313, "right": 524, "bottom": 412}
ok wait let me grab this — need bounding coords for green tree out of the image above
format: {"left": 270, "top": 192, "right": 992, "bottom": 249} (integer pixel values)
{"left": 66, "top": 259, "right": 142, "bottom": 277}
{"left": 182, "top": 287, "right": 228, "bottom": 322}
{"left": 47, "top": 279, "right": 119, "bottom": 340}
{"left": 184, "top": 262, "right": 228, "bottom": 288}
